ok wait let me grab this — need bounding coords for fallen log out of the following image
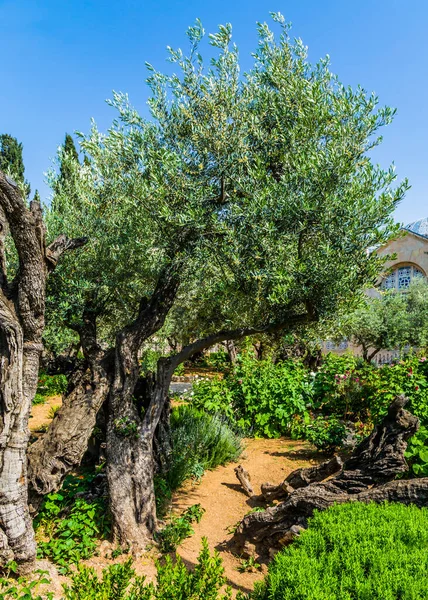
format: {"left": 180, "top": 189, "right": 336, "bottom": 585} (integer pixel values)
{"left": 231, "top": 395, "right": 425, "bottom": 555}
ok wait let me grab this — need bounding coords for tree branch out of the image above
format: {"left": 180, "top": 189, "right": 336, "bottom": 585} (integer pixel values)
{"left": 45, "top": 234, "right": 88, "bottom": 272}
{"left": 169, "top": 312, "right": 313, "bottom": 371}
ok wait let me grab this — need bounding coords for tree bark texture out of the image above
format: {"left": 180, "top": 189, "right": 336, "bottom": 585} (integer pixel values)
{"left": 231, "top": 395, "right": 426, "bottom": 556}
{"left": 0, "top": 171, "right": 86, "bottom": 569}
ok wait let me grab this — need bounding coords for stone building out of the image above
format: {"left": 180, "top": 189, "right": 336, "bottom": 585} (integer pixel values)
{"left": 325, "top": 217, "right": 428, "bottom": 362}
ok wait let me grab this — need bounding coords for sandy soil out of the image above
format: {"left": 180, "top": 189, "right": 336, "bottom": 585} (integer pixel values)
{"left": 173, "top": 437, "right": 317, "bottom": 596}
{"left": 29, "top": 395, "right": 63, "bottom": 434}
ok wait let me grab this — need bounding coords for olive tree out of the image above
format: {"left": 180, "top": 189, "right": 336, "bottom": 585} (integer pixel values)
{"left": 28, "top": 14, "right": 406, "bottom": 554}
{"left": 0, "top": 173, "right": 85, "bottom": 570}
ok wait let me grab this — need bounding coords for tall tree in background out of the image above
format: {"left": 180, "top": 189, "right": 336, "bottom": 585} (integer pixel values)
{"left": 58, "top": 134, "right": 79, "bottom": 187}
{"left": 0, "top": 134, "right": 30, "bottom": 197}
{"left": 28, "top": 14, "right": 407, "bottom": 554}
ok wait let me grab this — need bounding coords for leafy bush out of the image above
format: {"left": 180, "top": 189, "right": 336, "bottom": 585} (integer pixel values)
{"left": 314, "top": 353, "right": 428, "bottom": 425}
{"left": 162, "top": 405, "right": 242, "bottom": 494}
{"left": 405, "top": 425, "right": 428, "bottom": 476}
{"left": 204, "top": 350, "right": 231, "bottom": 372}
{"left": 140, "top": 349, "right": 163, "bottom": 376}
{"left": 304, "top": 415, "right": 347, "bottom": 453}
{"left": 34, "top": 470, "right": 110, "bottom": 573}
{"left": 62, "top": 538, "right": 232, "bottom": 600}
{"left": 251, "top": 502, "right": 428, "bottom": 600}
{"left": 155, "top": 504, "right": 205, "bottom": 553}
{"left": 190, "top": 354, "right": 313, "bottom": 437}
{"left": 36, "top": 372, "right": 68, "bottom": 397}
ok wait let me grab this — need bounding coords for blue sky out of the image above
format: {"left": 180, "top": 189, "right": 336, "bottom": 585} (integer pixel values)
{"left": 1, "top": 0, "right": 427, "bottom": 224}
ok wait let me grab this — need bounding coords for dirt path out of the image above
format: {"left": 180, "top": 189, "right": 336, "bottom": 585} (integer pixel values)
{"left": 173, "top": 437, "right": 318, "bottom": 596}
{"left": 30, "top": 395, "right": 63, "bottom": 434}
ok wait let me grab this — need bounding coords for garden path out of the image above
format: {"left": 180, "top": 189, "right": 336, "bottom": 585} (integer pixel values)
{"left": 173, "top": 437, "right": 317, "bottom": 596}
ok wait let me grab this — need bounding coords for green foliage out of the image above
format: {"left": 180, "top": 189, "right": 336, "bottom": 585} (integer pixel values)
{"left": 203, "top": 351, "right": 231, "bottom": 372}
{"left": 405, "top": 425, "right": 428, "bottom": 477}
{"left": 313, "top": 353, "right": 428, "bottom": 425}
{"left": 251, "top": 502, "right": 428, "bottom": 600}
{"left": 339, "top": 280, "right": 428, "bottom": 359}
{"left": 34, "top": 471, "right": 110, "bottom": 573}
{"left": 304, "top": 415, "right": 347, "bottom": 453}
{"left": 32, "top": 393, "right": 47, "bottom": 405}
{"left": 140, "top": 349, "right": 163, "bottom": 376}
{"left": 190, "top": 353, "right": 313, "bottom": 437}
{"left": 0, "top": 567, "right": 52, "bottom": 600}
{"left": 162, "top": 405, "right": 242, "bottom": 495}
{"left": 173, "top": 362, "right": 186, "bottom": 376}
{"left": 0, "top": 133, "right": 30, "bottom": 196}
{"left": 155, "top": 504, "right": 205, "bottom": 553}
{"left": 62, "top": 538, "right": 231, "bottom": 600}
{"left": 37, "top": 373, "right": 68, "bottom": 397}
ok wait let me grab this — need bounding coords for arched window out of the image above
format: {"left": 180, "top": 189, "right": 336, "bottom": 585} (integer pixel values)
{"left": 381, "top": 264, "right": 425, "bottom": 291}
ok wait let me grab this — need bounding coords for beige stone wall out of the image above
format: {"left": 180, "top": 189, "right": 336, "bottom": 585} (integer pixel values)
{"left": 377, "top": 231, "right": 428, "bottom": 277}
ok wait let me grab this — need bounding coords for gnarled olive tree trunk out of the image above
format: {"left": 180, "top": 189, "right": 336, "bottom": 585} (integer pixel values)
{"left": 28, "top": 312, "right": 112, "bottom": 502}
{"left": 0, "top": 172, "right": 86, "bottom": 569}
{"left": 107, "top": 316, "right": 312, "bottom": 549}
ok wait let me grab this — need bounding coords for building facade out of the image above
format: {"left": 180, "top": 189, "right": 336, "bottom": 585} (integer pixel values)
{"left": 325, "top": 217, "right": 428, "bottom": 362}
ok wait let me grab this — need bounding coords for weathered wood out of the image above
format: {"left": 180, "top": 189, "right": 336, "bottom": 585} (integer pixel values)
{"left": 261, "top": 455, "right": 344, "bottom": 502}
{"left": 0, "top": 172, "right": 87, "bottom": 570}
{"left": 261, "top": 481, "right": 294, "bottom": 503}
{"left": 232, "top": 396, "right": 424, "bottom": 555}
{"left": 286, "top": 455, "right": 343, "bottom": 489}
{"left": 234, "top": 465, "right": 254, "bottom": 497}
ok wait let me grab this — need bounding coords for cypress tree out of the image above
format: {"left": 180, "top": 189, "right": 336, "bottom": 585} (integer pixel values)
{"left": 0, "top": 133, "right": 31, "bottom": 197}
{"left": 58, "top": 134, "right": 79, "bottom": 187}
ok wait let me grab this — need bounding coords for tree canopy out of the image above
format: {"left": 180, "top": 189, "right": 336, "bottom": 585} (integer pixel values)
{"left": 45, "top": 15, "right": 407, "bottom": 352}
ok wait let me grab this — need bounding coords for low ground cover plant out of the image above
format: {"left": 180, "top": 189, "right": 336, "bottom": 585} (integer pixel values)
{"left": 62, "top": 538, "right": 232, "bottom": 600}
{"left": 250, "top": 502, "right": 428, "bottom": 600}
{"left": 34, "top": 470, "right": 110, "bottom": 573}
{"left": 155, "top": 504, "right": 205, "bottom": 553}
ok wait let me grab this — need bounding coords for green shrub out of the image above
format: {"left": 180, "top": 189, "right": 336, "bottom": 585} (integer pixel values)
{"left": 34, "top": 470, "right": 110, "bottom": 573}
{"left": 204, "top": 350, "right": 231, "bottom": 372}
{"left": 163, "top": 405, "right": 242, "bottom": 493}
{"left": 405, "top": 425, "right": 428, "bottom": 476}
{"left": 62, "top": 538, "right": 232, "bottom": 600}
{"left": 251, "top": 502, "right": 428, "bottom": 600}
{"left": 190, "top": 354, "right": 313, "bottom": 437}
{"left": 314, "top": 353, "right": 428, "bottom": 425}
{"left": 36, "top": 373, "right": 68, "bottom": 397}
{"left": 155, "top": 504, "right": 205, "bottom": 553}
{"left": 305, "top": 415, "right": 347, "bottom": 453}
{"left": 140, "top": 349, "right": 163, "bottom": 376}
